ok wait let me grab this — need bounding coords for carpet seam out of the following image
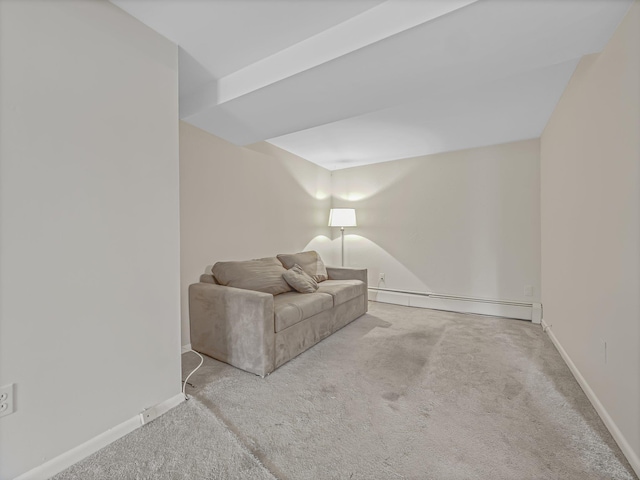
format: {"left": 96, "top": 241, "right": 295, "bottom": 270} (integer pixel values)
{"left": 192, "top": 395, "right": 284, "bottom": 480}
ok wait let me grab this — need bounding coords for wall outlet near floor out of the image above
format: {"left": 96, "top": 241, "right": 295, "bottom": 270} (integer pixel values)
{"left": 140, "top": 405, "right": 160, "bottom": 424}
{"left": 524, "top": 285, "right": 534, "bottom": 297}
{"left": 0, "top": 384, "right": 15, "bottom": 418}
{"left": 379, "top": 273, "right": 386, "bottom": 282}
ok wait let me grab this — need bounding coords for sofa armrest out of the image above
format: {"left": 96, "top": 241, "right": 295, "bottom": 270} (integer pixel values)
{"left": 326, "top": 266, "right": 367, "bottom": 284}
{"left": 326, "top": 267, "right": 368, "bottom": 312}
{"left": 189, "top": 283, "right": 275, "bottom": 376}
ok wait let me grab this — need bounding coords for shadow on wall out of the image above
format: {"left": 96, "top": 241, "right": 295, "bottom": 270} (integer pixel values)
{"left": 332, "top": 160, "right": 416, "bottom": 202}
{"left": 341, "top": 234, "right": 433, "bottom": 292}
{"left": 361, "top": 173, "right": 498, "bottom": 297}
{"left": 331, "top": 161, "right": 437, "bottom": 294}
{"left": 305, "top": 232, "right": 429, "bottom": 292}
{"left": 330, "top": 143, "right": 540, "bottom": 303}
{"left": 303, "top": 235, "right": 336, "bottom": 267}
{"left": 247, "top": 141, "right": 330, "bottom": 200}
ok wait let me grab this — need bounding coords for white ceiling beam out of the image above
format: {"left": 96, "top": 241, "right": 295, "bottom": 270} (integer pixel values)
{"left": 217, "top": 0, "right": 478, "bottom": 105}
{"left": 179, "top": 0, "right": 477, "bottom": 118}
{"left": 113, "top": 0, "right": 633, "bottom": 168}
{"left": 183, "top": 0, "right": 631, "bottom": 146}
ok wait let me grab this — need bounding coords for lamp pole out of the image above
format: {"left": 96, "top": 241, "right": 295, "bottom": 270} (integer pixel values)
{"left": 328, "top": 208, "right": 356, "bottom": 267}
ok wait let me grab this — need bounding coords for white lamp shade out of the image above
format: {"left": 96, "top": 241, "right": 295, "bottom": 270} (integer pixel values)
{"left": 328, "top": 208, "right": 357, "bottom": 227}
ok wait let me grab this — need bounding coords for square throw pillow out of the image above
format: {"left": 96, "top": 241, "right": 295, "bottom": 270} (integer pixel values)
{"left": 283, "top": 264, "right": 319, "bottom": 293}
{"left": 277, "top": 250, "right": 328, "bottom": 282}
{"left": 212, "top": 257, "right": 292, "bottom": 295}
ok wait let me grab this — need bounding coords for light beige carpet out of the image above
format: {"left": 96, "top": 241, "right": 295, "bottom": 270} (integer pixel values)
{"left": 54, "top": 302, "right": 637, "bottom": 479}
{"left": 51, "top": 394, "right": 275, "bottom": 480}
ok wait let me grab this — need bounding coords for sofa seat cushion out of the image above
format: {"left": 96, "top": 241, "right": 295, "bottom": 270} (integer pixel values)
{"left": 317, "top": 279, "right": 366, "bottom": 307}
{"left": 273, "top": 292, "right": 333, "bottom": 333}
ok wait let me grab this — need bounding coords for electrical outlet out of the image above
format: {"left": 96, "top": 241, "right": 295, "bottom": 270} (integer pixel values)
{"left": 524, "top": 285, "right": 534, "bottom": 297}
{"left": 0, "top": 384, "right": 15, "bottom": 418}
{"left": 140, "top": 405, "right": 160, "bottom": 424}
{"left": 379, "top": 273, "right": 385, "bottom": 282}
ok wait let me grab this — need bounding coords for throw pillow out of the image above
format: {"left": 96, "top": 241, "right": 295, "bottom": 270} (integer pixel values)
{"left": 277, "top": 250, "right": 328, "bottom": 282}
{"left": 283, "top": 264, "right": 319, "bottom": 293}
{"left": 212, "top": 257, "right": 292, "bottom": 295}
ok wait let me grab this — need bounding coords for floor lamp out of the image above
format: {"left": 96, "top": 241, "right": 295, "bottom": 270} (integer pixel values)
{"left": 328, "top": 208, "right": 357, "bottom": 266}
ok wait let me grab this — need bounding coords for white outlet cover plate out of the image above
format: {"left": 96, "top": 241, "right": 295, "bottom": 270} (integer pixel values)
{"left": 0, "top": 384, "right": 15, "bottom": 418}
{"left": 140, "top": 405, "right": 160, "bottom": 424}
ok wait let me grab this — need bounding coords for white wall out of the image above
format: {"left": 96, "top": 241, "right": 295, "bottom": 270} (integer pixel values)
{"left": 180, "top": 122, "right": 333, "bottom": 346}
{"left": 0, "top": 2, "right": 181, "bottom": 478}
{"left": 331, "top": 139, "right": 541, "bottom": 306}
{"left": 540, "top": 1, "right": 640, "bottom": 473}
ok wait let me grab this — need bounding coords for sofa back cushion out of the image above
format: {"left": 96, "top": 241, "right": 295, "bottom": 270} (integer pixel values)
{"left": 277, "top": 250, "right": 328, "bottom": 282}
{"left": 212, "top": 257, "right": 292, "bottom": 295}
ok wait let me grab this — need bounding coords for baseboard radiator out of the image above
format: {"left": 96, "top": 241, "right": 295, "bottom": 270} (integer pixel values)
{"left": 368, "top": 287, "right": 542, "bottom": 323}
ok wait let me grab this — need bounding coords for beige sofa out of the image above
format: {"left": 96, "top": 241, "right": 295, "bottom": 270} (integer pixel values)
{"left": 189, "top": 254, "right": 367, "bottom": 376}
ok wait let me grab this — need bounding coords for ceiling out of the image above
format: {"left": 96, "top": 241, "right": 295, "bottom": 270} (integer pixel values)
{"left": 112, "top": 0, "right": 632, "bottom": 170}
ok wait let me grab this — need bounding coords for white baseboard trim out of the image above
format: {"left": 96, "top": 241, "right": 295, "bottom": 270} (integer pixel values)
{"left": 15, "top": 393, "right": 185, "bottom": 480}
{"left": 181, "top": 343, "right": 192, "bottom": 354}
{"left": 541, "top": 320, "right": 640, "bottom": 478}
{"left": 369, "top": 288, "right": 534, "bottom": 321}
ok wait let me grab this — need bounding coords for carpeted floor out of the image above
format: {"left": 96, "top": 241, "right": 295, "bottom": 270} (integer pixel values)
{"left": 54, "top": 302, "right": 637, "bottom": 479}
{"left": 52, "top": 391, "right": 275, "bottom": 479}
